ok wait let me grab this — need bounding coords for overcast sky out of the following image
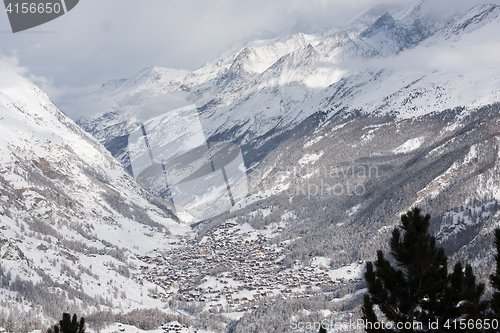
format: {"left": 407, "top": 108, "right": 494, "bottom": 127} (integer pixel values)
{"left": 0, "top": 0, "right": 492, "bottom": 119}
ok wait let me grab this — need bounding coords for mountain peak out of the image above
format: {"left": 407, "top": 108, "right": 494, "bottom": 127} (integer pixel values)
{"left": 359, "top": 12, "right": 396, "bottom": 38}
{"left": 344, "top": 3, "right": 406, "bottom": 32}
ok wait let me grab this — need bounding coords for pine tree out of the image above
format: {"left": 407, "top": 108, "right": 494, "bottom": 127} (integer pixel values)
{"left": 461, "top": 264, "right": 488, "bottom": 333}
{"left": 362, "top": 207, "right": 462, "bottom": 332}
{"left": 48, "top": 313, "right": 85, "bottom": 333}
{"left": 490, "top": 228, "right": 500, "bottom": 318}
{"left": 436, "top": 262, "right": 464, "bottom": 327}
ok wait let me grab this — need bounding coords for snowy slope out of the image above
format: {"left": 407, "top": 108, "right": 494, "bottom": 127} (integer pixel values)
{"left": 0, "top": 60, "right": 192, "bottom": 324}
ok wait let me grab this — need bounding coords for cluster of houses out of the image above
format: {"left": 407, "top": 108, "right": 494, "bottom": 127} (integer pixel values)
{"left": 135, "top": 222, "right": 362, "bottom": 313}
{"left": 161, "top": 321, "right": 189, "bottom": 332}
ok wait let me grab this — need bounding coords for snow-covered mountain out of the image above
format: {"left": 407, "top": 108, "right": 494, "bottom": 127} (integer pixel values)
{"left": 0, "top": 60, "right": 193, "bottom": 328}
{"left": 77, "top": 2, "right": 500, "bottom": 207}
{"left": 4, "top": 1, "right": 500, "bottom": 331}
{"left": 73, "top": 0, "right": 500, "bottom": 269}
{"left": 79, "top": 0, "right": 500, "bottom": 284}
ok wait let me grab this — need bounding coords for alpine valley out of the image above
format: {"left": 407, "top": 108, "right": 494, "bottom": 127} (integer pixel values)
{"left": 3, "top": 1, "right": 500, "bottom": 332}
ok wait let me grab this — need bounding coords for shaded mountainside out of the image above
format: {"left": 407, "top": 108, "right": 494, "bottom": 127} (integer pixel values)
{"left": 200, "top": 102, "right": 500, "bottom": 267}
{"left": 0, "top": 62, "right": 191, "bottom": 328}
{"left": 215, "top": 104, "right": 500, "bottom": 332}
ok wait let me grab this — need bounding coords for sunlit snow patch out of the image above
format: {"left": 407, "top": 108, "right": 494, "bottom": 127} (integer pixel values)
{"left": 393, "top": 137, "right": 424, "bottom": 154}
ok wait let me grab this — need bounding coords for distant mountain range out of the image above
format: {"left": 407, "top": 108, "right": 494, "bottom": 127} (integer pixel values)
{"left": 78, "top": 2, "right": 500, "bottom": 170}
{"left": 77, "top": 2, "right": 500, "bottom": 231}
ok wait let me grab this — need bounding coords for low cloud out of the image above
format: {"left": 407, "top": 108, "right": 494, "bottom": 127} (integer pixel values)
{"left": 0, "top": 51, "right": 29, "bottom": 89}
{"left": 422, "top": 0, "right": 494, "bottom": 18}
{"left": 1, "top": 0, "right": 494, "bottom": 120}
{"left": 119, "top": 91, "right": 194, "bottom": 122}
{"left": 335, "top": 40, "right": 500, "bottom": 74}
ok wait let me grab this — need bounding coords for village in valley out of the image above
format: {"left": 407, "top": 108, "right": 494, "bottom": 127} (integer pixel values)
{"left": 134, "top": 219, "right": 364, "bottom": 316}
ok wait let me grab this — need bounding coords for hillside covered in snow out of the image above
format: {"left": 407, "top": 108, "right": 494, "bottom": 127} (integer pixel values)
{"left": 0, "top": 59, "right": 194, "bottom": 330}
